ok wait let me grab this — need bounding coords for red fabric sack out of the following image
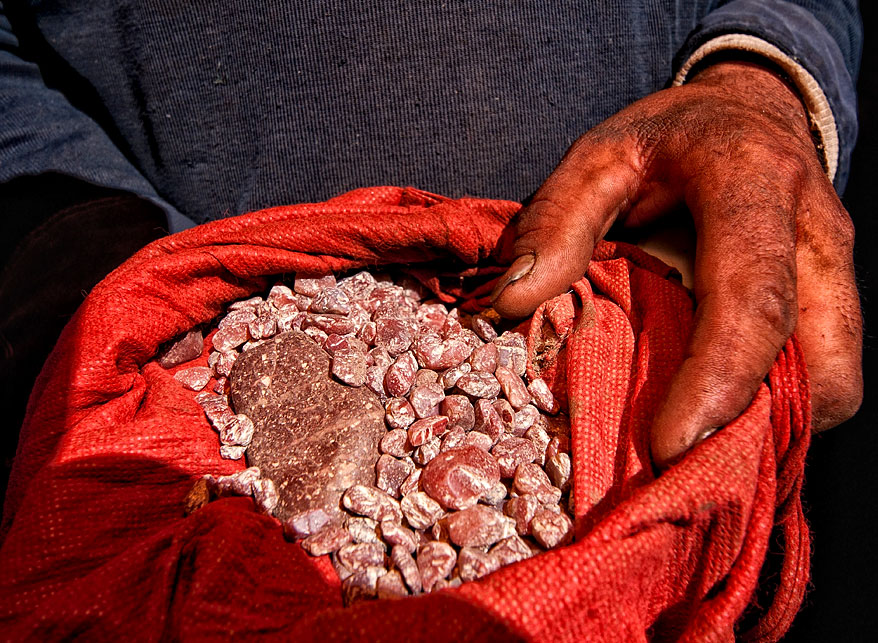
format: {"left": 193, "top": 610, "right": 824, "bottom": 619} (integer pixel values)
{"left": 0, "top": 187, "right": 809, "bottom": 641}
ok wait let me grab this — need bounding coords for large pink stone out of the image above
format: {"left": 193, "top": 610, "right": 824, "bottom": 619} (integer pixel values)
{"left": 229, "top": 330, "right": 385, "bottom": 524}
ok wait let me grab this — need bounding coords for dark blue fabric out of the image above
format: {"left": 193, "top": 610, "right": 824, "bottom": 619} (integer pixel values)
{"left": 0, "top": 1, "right": 862, "bottom": 231}
{"left": 676, "top": 0, "right": 862, "bottom": 192}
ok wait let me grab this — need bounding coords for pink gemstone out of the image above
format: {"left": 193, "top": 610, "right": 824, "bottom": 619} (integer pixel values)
{"left": 302, "top": 525, "right": 352, "bottom": 556}
{"left": 376, "top": 454, "right": 415, "bottom": 498}
{"left": 489, "top": 535, "right": 534, "bottom": 566}
{"left": 342, "top": 484, "right": 402, "bottom": 522}
{"left": 512, "top": 404, "right": 540, "bottom": 436}
{"left": 456, "top": 372, "right": 501, "bottom": 399}
{"left": 409, "top": 383, "right": 446, "bottom": 419}
{"left": 472, "top": 315, "right": 498, "bottom": 342}
{"left": 463, "top": 431, "right": 494, "bottom": 452}
{"left": 407, "top": 416, "right": 449, "bottom": 447}
{"left": 375, "top": 318, "right": 416, "bottom": 356}
{"left": 457, "top": 547, "right": 500, "bottom": 582}
{"left": 439, "top": 362, "right": 471, "bottom": 390}
{"left": 294, "top": 273, "right": 336, "bottom": 297}
{"left": 337, "top": 271, "right": 377, "bottom": 300}
{"left": 531, "top": 509, "right": 573, "bottom": 549}
{"left": 417, "top": 542, "right": 457, "bottom": 592}
{"left": 440, "top": 395, "right": 475, "bottom": 431}
{"left": 468, "top": 342, "right": 499, "bottom": 373}
{"left": 492, "top": 436, "right": 538, "bottom": 478}
{"left": 473, "top": 399, "right": 504, "bottom": 444}
{"left": 385, "top": 398, "right": 417, "bottom": 430}
{"left": 212, "top": 324, "right": 249, "bottom": 352}
{"left": 421, "top": 445, "right": 501, "bottom": 510}
{"left": 174, "top": 366, "right": 212, "bottom": 391}
{"left": 384, "top": 351, "right": 418, "bottom": 397}
{"left": 495, "top": 365, "right": 532, "bottom": 409}
{"left": 400, "top": 491, "right": 444, "bottom": 530}
{"left": 504, "top": 493, "right": 540, "bottom": 535}
{"left": 527, "top": 377, "right": 560, "bottom": 413}
{"left": 513, "top": 463, "right": 562, "bottom": 505}
{"left": 380, "top": 428, "right": 413, "bottom": 457}
{"left": 391, "top": 545, "right": 423, "bottom": 594}
{"left": 445, "top": 505, "right": 516, "bottom": 548}
{"left": 310, "top": 287, "right": 351, "bottom": 315}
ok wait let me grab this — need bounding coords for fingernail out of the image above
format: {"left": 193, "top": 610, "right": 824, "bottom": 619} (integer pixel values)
{"left": 491, "top": 253, "right": 535, "bottom": 302}
{"left": 696, "top": 426, "right": 720, "bottom": 444}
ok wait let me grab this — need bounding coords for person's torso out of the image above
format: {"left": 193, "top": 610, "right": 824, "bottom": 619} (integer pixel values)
{"left": 18, "top": 0, "right": 711, "bottom": 222}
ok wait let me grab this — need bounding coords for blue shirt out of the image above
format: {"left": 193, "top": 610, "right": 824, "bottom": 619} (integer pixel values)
{"left": 0, "top": 1, "right": 862, "bottom": 231}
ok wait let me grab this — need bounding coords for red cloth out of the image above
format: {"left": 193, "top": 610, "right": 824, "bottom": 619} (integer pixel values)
{"left": 0, "top": 187, "right": 809, "bottom": 641}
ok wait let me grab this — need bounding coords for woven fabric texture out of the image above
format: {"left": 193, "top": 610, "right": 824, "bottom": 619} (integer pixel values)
{"left": 0, "top": 187, "right": 810, "bottom": 641}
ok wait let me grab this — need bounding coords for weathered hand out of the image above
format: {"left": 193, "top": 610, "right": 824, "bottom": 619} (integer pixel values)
{"left": 491, "top": 61, "right": 862, "bottom": 467}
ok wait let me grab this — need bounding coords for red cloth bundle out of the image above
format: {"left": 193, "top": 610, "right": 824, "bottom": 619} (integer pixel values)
{"left": 0, "top": 187, "right": 809, "bottom": 641}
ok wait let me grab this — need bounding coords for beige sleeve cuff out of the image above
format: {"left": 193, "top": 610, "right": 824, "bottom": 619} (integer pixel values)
{"left": 673, "top": 33, "right": 838, "bottom": 182}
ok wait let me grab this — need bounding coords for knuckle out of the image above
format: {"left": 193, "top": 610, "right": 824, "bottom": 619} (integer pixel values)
{"left": 751, "top": 280, "right": 797, "bottom": 338}
{"left": 813, "top": 371, "right": 863, "bottom": 430}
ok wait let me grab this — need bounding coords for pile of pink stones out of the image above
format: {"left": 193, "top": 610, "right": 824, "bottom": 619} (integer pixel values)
{"left": 175, "top": 270, "right": 574, "bottom": 603}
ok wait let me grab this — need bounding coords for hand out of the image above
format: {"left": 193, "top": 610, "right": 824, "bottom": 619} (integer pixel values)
{"left": 491, "top": 61, "right": 863, "bottom": 467}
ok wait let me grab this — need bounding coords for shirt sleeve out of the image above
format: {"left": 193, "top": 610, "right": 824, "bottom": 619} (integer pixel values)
{"left": 673, "top": 0, "right": 862, "bottom": 194}
{"left": 0, "top": 2, "right": 194, "bottom": 233}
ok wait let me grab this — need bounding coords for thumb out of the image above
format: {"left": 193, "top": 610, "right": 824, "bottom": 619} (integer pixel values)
{"left": 491, "top": 143, "right": 639, "bottom": 318}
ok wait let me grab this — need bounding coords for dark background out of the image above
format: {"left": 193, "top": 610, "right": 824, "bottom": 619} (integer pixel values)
{"left": 785, "top": 1, "right": 878, "bottom": 639}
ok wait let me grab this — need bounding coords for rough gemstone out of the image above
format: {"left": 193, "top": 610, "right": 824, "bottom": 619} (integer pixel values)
{"left": 385, "top": 398, "right": 417, "bottom": 430}
{"left": 421, "top": 446, "right": 501, "bottom": 510}
{"left": 527, "top": 377, "right": 560, "bottom": 413}
{"left": 337, "top": 542, "right": 386, "bottom": 572}
{"left": 384, "top": 351, "right": 418, "bottom": 397}
{"left": 380, "top": 428, "right": 413, "bottom": 457}
{"left": 212, "top": 324, "right": 249, "bottom": 352}
{"left": 409, "top": 383, "right": 445, "bottom": 419}
{"left": 310, "top": 287, "right": 351, "bottom": 315}
{"left": 229, "top": 330, "right": 385, "bottom": 524}
{"left": 379, "top": 520, "right": 418, "bottom": 553}
{"left": 159, "top": 328, "right": 204, "bottom": 368}
{"left": 445, "top": 505, "right": 516, "bottom": 548}
{"left": 294, "top": 273, "right": 336, "bottom": 297}
{"left": 302, "top": 525, "right": 353, "bottom": 556}
{"left": 376, "top": 569, "right": 409, "bottom": 599}
{"left": 408, "top": 416, "right": 450, "bottom": 447}
{"left": 412, "top": 436, "right": 442, "bottom": 465}
{"left": 468, "top": 342, "right": 499, "bottom": 373}
{"left": 489, "top": 535, "right": 534, "bottom": 566}
{"left": 456, "top": 372, "right": 501, "bottom": 399}
{"left": 531, "top": 509, "right": 574, "bottom": 549}
{"left": 495, "top": 366, "right": 532, "bottom": 410}
{"left": 457, "top": 547, "right": 501, "bottom": 582}
{"left": 513, "top": 463, "right": 562, "bottom": 505}
{"left": 391, "top": 545, "right": 423, "bottom": 594}
{"left": 439, "top": 362, "right": 471, "bottom": 390}
{"left": 440, "top": 395, "right": 475, "bottom": 431}
{"left": 417, "top": 541, "right": 457, "bottom": 592}
{"left": 174, "top": 366, "right": 212, "bottom": 391}
{"left": 346, "top": 516, "right": 381, "bottom": 544}
{"left": 376, "top": 454, "right": 415, "bottom": 498}
{"left": 473, "top": 399, "right": 504, "bottom": 444}
{"left": 492, "top": 437, "right": 538, "bottom": 478}
{"left": 342, "top": 484, "right": 403, "bottom": 522}
{"left": 512, "top": 405, "right": 540, "bottom": 436}
{"left": 545, "top": 451, "right": 572, "bottom": 492}
{"left": 331, "top": 348, "right": 368, "bottom": 386}
{"left": 284, "top": 508, "right": 333, "bottom": 539}
{"left": 472, "top": 315, "right": 498, "bottom": 342}
{"left": 400, "top": 491, "right": 444, "bottom": 530}
{"left": 504, "top": 493, "right": 540, "bottom": 535}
